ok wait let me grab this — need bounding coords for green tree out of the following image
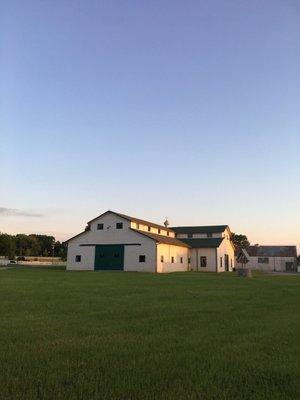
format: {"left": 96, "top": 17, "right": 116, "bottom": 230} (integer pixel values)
{"left": 231, "top": 233, "right": 250, "bottom": 251}
{"left": 0, "top": 233, "right": 16, "bottom": 259}
{"left": 54, "top": 241, "right": 67, "bottom": 260}
{"left": 16, "top": 234, "right": 31, "bottom": 256}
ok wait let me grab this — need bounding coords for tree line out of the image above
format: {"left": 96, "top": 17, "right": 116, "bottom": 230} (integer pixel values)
{"left": 0, "top": 233, "right": 67, "bottom": 260}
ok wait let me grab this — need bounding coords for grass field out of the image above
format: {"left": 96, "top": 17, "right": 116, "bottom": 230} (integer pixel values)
{"left": 0, "top": 266, "right": 299, "bottom": 400}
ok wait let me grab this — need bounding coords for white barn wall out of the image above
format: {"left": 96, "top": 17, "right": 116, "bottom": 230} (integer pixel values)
{"left": 124, "top": 242, "right": 156, "bottom": 272}
{"left": 157, "top": 244, "right": 188, "bottom": 273}
{"left": 217, "top": 237, "right": 235, "bottom": 272}
{"left": 67, "top": 213, "right": 156, "bottom": 272}
{"left": 189, "top": 248, "right": 217, "bottom": 272}
{"left": 236, "top": 255, "right": 296, "bottom": 272}
{"left": 130, "top": 222, "right": 174, "bottom": 237}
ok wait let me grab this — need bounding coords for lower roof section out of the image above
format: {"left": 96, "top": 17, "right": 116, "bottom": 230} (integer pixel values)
{"left": 130, "top": 228, "right": 190, "bottom": 247}
{"left": 179, "top": 238, "right": 224, "bottom": 248}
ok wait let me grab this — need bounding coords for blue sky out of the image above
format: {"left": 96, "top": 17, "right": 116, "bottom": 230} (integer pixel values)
{"left": 0, "top": 0, "right": 299, "bottom": 247}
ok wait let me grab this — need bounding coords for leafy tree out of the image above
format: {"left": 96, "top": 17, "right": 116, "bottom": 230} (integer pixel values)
{"left": 231, "top": 233, "right": 250, "bottom": 251}
{"left": 15, "top": 234, "right": 31, "bottom": 256}
{"left": 54, "top": 241, "right": 67, "bottom": 260}
{"left": 0, "top": 233, "right": 16, "bottom": 259}
{"left": 0, "top": 232, "right": 65, "bottom": 259}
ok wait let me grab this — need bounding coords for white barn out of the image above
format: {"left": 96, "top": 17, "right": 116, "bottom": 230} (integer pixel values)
{"left": 171, "top": 225, "right": 235, "bottom": 272}
{"left": 236, "top": 245, "right": 298, "bottom": 272}
{"left": 66, "top": 211, "right": 235, "bottom": 273}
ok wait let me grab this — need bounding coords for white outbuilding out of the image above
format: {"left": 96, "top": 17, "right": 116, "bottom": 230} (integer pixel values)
{"left": 66, "top": 211, "right": 235, "bottom": 273}
{"left": 236, "top": 245, "right": 298, "bottom": 272}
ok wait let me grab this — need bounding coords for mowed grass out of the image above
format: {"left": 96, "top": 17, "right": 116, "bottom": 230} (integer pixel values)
{"left": 0, "top": 267, "right": 299, "bottom": 400}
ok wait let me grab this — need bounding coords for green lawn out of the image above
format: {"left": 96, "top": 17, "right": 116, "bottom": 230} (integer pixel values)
{"left": 0, "top": 267, "right": 299, "bottom": 400}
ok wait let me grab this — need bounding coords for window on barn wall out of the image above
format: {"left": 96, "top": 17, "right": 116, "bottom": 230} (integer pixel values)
{"left": 258, "top": 257, "right": 269, "bottom": 264}
{"left": 167, "top": 232, "right": 170, "bottom": 236}
{"left": 148, "top": 226, "right": 151, "bottom": 232}
{"left": 158, "top": 229, "right": 161, "bottom": 234}
{"left": 97, "top": 223, "right": 104, "bottom": 230}
{"left": 171, "top": 256, "right": 174, "bottom": 263}
{"left": 180, "top": 257, "right": 183, "bottom": 263}
{"left": 207, "top": 233, "right": 212, "bottom": 238}
{"left": 188, "top": 233, "right": 193, "bottom": 238}
{"left": 220, "top": 257, "right": 223, "bottom": 267}
{"left": 75, "top": 255, "right": 81, "bottom": 262}
{"left": 188, "top": 257, "right": 191, "bottom": 264}
{"left": 200, "top": 256, "right": 207, "bottom": 267}
{"left": 160, "top": 255, "right": 164, "bottom": 262}
{"left": 116, "top": 222, "right": 123, "bottom": 229}
{"left": 139, "top": 255, "right": 146, "bottom": 262}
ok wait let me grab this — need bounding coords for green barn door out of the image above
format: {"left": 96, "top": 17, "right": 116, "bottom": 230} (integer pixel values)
{"left": 94, "top": 245, "right": 124, "bottom": 270}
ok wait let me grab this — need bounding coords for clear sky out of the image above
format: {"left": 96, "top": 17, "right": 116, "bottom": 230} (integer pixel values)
{"left": 1, "top": 0, "right": 299, "bottom": 248}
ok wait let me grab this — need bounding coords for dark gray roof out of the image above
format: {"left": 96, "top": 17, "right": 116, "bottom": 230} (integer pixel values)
{"left": 172, "top": 225, "right": 228, "bottom": 234}
{"left": 246, "top": 246, "right": 297, "bottom": 257}
{"left": 178, "top": 238, "right": 224, "bottom": 248}
{"left": 88, "top": 211, "right": 173, "bottom": 232}
{"left": 130, "top": 229, "right": 190, "bottom": 248}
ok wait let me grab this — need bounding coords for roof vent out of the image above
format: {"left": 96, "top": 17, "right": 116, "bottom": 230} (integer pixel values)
{"left": 164, "top": 217, "right": 169, "bottom": 228}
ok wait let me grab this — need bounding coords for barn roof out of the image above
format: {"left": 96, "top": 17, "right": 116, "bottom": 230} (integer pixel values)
{"left": 130, "top": 229, "right": 190, "bottom": 247}
{"left": 246, "top": 246, "right": 297, "bottom": 257}
{"left": 178, "top": 238, "right": 224, "bottom": 248}
{"left": 171, "top": 225, "right": 229, "bottom": 234}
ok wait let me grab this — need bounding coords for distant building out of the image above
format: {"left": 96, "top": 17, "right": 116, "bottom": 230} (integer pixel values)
{"left": 66, "top": 210, "right": 235, "bottom": 273}
{"left": 236, "top": 245, "right": 298, "bottom": 272}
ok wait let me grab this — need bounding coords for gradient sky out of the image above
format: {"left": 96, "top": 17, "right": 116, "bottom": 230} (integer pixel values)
{"left": 0, "top": 0, "right": 299, "bottom": 248}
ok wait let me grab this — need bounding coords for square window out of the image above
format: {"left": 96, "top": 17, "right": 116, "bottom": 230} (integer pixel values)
{"left": 258, "top": 257, "right": 269, "bottom": 264}
{"left": 200, "top": 256, "right": 207, "bottom": 268}
{"left": 160, "top": 255, "right": 164, "bottom": 262}
{"left": 180, "top": 257, "right": 183, "bottom": 263}
{"left": 116, "top": 222, "right": 123, "bottom": 229}
{"left": 187, "top": 233, "right": 193, "bottom": 238}
{"left": 139, "top": 255, "right": 146, "bottom": 263}
{"left": 171, "top": 256, "right": 174, "bottom": 263}
{"left": 97, "top": 223, "right": 104, "bottom": 230}
{"left": 207, "top": 233, "right": 212, "bottom": 238}
{"left": 75, "top": 255, "right": 81, "bottom": 262}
